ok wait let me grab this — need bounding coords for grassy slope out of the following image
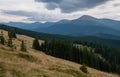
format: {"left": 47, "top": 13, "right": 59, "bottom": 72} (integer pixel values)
{"left": 0, "top": 30, "right": 119, "bottom": 77}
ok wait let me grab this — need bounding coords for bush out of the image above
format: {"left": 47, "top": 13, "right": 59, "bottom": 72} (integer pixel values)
{"left": 0, "top": 33, "right": 5, "bottom": 45}
{"left": 32, "top": 38, "right": 40, "bottom": 50}
{"left": 80, "top": 64, "right": 88, "bottom": 73}
{"left": 20, "top": 40, "right": 27, "bottom": 52}
{"left": 7, "top": 38, "right": 13, "bottom": 47}
{"left": 0, "top": 63, "right": 6, "bottom": 77}
{"left": 8, "top": 30, "right": 16, "bottom": 38}
{"left": 11, "top": 70, "right": 24, "bottom": 77}
{"left": 17, "top": 53, "right": 37, "bottom": 62}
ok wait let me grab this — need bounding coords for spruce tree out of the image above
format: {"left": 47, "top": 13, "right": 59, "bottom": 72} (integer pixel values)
{"left": 32, "top": 38, "right": 40, "bottom": 50}
{"left": 8, "top": 30, "right": 16, "bottom": 38}
{"left": 1, "top": 36, "right": 5, "bottom": 45}
{"left": 8, "top": 38, "right": 13, "bottom": 47}
{"left": 80, "top": 64, "right": 88, "bottom": 73}
{"left": 20, "top": 40, "right": 27, "bottom": 52}
{"left": 0, "top": 32, "right": 5, "bottom": 45}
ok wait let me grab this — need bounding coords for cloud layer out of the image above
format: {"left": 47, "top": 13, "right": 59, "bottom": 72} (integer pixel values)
{"left": 35, "top": 0, "right": 108, "bottom": 13}
{"left": 0, "top": 0, "right": 120, "bottom": 23}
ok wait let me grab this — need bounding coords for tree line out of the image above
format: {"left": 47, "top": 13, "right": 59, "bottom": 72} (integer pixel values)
{"left": 74, "top": 41, "right": 120, "bottom": 73}
{"left": 0, "top": 30, "right": 27, "bottom": 52}
{"left": 32, "top": 39, "right": 120, "bottom": 74}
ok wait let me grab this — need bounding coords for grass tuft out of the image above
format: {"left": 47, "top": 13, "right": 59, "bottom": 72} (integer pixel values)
{"left": 17, "top": 53, "right": 37, "bottom": 62}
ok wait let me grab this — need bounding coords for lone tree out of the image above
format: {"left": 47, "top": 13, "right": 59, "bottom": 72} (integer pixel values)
{"left": 20, "top": 40, "right": 27, "bottom": 52}
{"left": 8, "top": 38, "right": 13, "bottom": 47}
{"left": 80, "top": 64, "right": 88, "bottom": 73}
{"left": 0, "top": 31, "right": 5, "bottom": 45}
{"left": 32, "top": 38, "right": 40, "bottom": 50}
{"left": 8, "top": 30, "right": 16, "bottom": 38}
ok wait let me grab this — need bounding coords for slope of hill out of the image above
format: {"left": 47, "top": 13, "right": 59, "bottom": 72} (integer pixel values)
{"left": 0, "top": 30, "right": 119, "bottom": 77}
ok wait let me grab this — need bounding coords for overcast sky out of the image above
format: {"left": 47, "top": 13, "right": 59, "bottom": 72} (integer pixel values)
{"left": 0, "top": 0, "right": 120, "bottom": 23}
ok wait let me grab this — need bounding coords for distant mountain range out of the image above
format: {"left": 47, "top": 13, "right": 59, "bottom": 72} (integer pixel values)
{"left": 3, "top": 15, "right": 120, "bottom": 40}
{"left": 5, "top": 22, "right": 54, "bottom": 30}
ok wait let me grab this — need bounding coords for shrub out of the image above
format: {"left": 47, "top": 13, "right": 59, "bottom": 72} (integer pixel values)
{"left": 8, "top": 30, "right": 16, "bottom": 38}
{"left": 11, "top": 70, "right": 24, "bottom": 77}
{"left": 7, "top": 38, "right": 13, "bottom": 47}
{"left": 0, "top": 34, "right": 5, "bottom": 45}
{"left": 17, "top": 53, "right": 37, "bottom": 62}
{"left": 20, "top": 40, "right": 27, "bottom": 52}
{"left": 80, "top": 64, "right": 88, "bottom": 73}
{"left": 32, "top": 38, "right": 40, "bottom": 50}
{"left": 0, "top": 63, "right": 5, "bottom": 77}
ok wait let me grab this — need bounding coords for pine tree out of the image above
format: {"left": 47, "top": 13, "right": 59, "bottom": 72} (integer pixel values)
{"left": 8, "top": 38, "right": 13, "bottom": 47}
{"left": 80, "top": 64, "right": 88, "bottom": 73}
{"left": 0, "top": 32, "right": 5, "bottom": 45}
{"left": 20, "top": 40, "right": 27, "bottom": 52}
{"left": 32, "top": 38, "right": 40, "bottom": 50}
{"left": 8, "top": 30, "right": 16, "bottom": 38}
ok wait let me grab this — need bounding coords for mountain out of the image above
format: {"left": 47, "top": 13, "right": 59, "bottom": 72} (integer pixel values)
{"left": 2, "top": 15, "right": 120, "bottom": 40}
{"left": 37, "top": 15, "right": 120, "bottom": 37}
{"left": 99, "top": 19, "right": 120, "bottom": 31}
{"left": 4, "top": 22, "right": 53, "bottom": 30}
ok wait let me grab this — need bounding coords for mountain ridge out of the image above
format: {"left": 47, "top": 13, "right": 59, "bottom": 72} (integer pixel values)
{"left": 2, "top": 15, "right": 120, "bottom": 40}
{"left": 37, "top": 15, "right": 120, "bottom": 37}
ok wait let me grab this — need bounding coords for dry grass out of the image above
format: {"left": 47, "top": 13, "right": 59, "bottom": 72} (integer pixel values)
{"left": 0, "top": 29, "right": 119, "bottom": 77}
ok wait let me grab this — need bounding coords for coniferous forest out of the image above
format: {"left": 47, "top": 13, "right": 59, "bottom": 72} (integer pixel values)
{"left": 38, "top": 40, "right": 120, "bottom": 74}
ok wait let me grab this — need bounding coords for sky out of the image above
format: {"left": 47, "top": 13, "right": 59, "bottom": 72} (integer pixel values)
{"left": 0, "top": 0, "right": 120, "bottom": 23}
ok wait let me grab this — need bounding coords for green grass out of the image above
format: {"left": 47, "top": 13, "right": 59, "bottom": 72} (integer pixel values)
{"left": 0, "top": 62, "right": 5, "bottom": 77}
{"left": 17, "top": 53, "right": 37, "bottom": 62}
{"left": 49, "top": 66, "right": 83, "bottom": 77}
{"left": 36, "top": 74, "right": 52, "bottom": 77}
{"left": 11, "top": 70, "right": 25, "bottom": 77}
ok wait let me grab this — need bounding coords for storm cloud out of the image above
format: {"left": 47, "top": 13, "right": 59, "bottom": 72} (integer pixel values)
{"left": 35, "top": 0, "right": 109, "bottom": 13}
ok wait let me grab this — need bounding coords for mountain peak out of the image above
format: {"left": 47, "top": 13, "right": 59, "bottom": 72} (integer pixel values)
{"left": 79, "top": 15, "right": 97, "bottom": 20}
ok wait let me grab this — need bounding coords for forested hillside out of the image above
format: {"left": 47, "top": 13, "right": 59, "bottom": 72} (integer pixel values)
{"left": 37, "top": 40, "right": 120, "bottom": 74}
{"left": 0, "top": 24, "right": 120, "bottom": 74}
{"left": 0, "top": 29, "right": 119, "bottom": 77}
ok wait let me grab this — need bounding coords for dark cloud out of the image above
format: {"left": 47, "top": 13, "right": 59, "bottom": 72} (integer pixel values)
{"left": 35, "top": 0, "right": 109, "bottom": 13}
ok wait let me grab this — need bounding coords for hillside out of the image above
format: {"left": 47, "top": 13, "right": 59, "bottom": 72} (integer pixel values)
{"left": 0, "top": 30, "right": 119, "bottom": 77}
